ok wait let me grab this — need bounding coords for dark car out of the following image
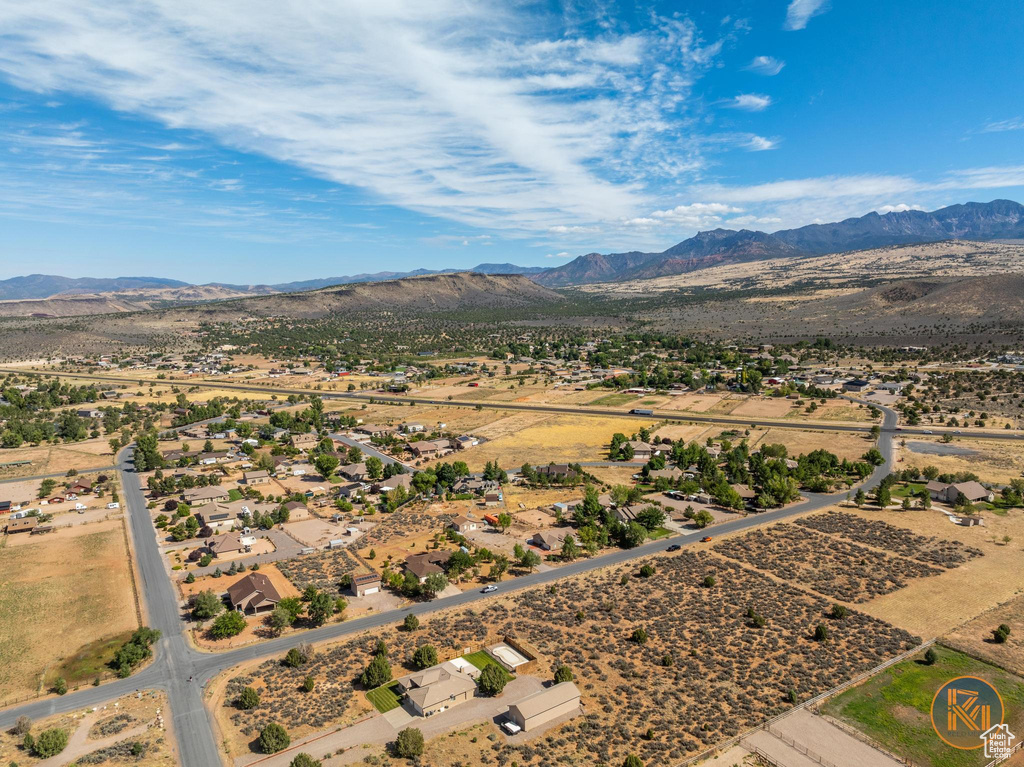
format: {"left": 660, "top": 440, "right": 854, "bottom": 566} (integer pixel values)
{"left": 666, "top": 544, "right": 681, "bottom": 552}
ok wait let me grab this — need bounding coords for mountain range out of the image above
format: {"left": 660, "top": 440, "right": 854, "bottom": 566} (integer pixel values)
{"left": 533, "top": 199, "right": 1024, "bottom": 286}
{"left": 2, "top": 200, "right": 1021, "bottom": 301}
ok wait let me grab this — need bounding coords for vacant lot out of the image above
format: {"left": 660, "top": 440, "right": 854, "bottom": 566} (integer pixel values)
{"left": 0, "top": 689, "right": 174, "bottom": 767}
{"left": 751, "top": 427, "right": 874, "bottom": 462}
{"left": 0, "top": 438, "right": 116, "bottom": 480}
{"left": 823, "top": 645, "right": 1024, "bottom": 767}
{"left": 215, "top": 548, "right": 917, "bottom": 765}
{"left": 458, "top": 414, "right": 656, "bottom": 471}
{"left": 0, "top": 521, "right": 138, "bottom": 704}
{"left": 898, "top": 436, "right": 1024, "bottom": 484}
{"left": 945, "top": 593, "right": 1024, "bottom": 676}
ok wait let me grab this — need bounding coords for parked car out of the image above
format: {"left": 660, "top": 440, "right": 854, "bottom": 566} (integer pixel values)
{"left": 75, "top": 503, "right": 87, "bottom": 511}
{"left": 107, "top": 502, "right": 120, "bottom": 509}
{"left": 481, "top": 584, "right": 498, "bottom": 593}
{"left": 502, "top": 721, "right": 522, "bottom": 735}
{"left": 666, "top": 544, "right": 681, "bottom": 552}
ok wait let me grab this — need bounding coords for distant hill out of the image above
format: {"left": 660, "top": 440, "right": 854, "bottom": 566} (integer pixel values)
{"left": 0, "top": 274, "right": 189, "bottom": 300}
{"left": 534, "top": 199, "right": 1024, "bottom": 286}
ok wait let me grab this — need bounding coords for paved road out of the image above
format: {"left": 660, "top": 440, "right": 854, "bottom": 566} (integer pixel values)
{"left": 0, "top": 403, "right": 900, "bottom": 766}
{"left": 5, "top": 367, "right": 1023, "bottom": 441}
{"left": 331, "top": 432, "right": 410, "bottom": 469}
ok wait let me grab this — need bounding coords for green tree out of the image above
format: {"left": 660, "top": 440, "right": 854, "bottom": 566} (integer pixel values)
{"left": 623, "top": 756, "right": 645, "bottom": 767}
{"left": 519, "top": 549, "right": 541, "bottom": 572}
{"left": 313, "top": 453, "right": 339, "bottom": 479}
{"left": 289, "top": 754, "right": 322, "bottom": 767}
{"left": 402, "top": 613, "right": 420, "bottom": 632}
{"left": 621, "top": 521, "right": 647, "bottom": 549}
{"left": 924, "top": 647, "right": 938, "bottom": 665}
{"left": 814, "top": 624, "right": 830, "bottom": 642}
{"left": 191, "top": 590, "right": 224, "bottom": 620}
{"left": 496, "top": 511, "right": 512, "bottom": 532}
{"left": 421, "top": 572, "right": 448, "bottom": 599}
{"left": 692, "top": 509, "right": 714, "bottom": 529}
{"left": 210, "top": 611, "right": 246, "bottom": 639}
{"left": 478, "top": 664, "right": 508, "bottom": 696}
{"left": 360, "top": 652, "right": 392, "bottom": 688}
{"left": 394, "top": 727, "right": 424, "bottom": 758}
{"left": 631, "top": 627, "right": 649, "bottom": 644}
{"left": 258, "top": 723, "right": 290, "bottom": 754}
{"left": 306, "top": 590, "right": 332, "bottom": 626}
{"left": 554, "top": 665, "right": 574, "bottom": 683}
{"left": 412, "top": 644, "right": 438, "bottom": 669}
{"left": 365, "top": 456, "right": 383, "bottom": 480}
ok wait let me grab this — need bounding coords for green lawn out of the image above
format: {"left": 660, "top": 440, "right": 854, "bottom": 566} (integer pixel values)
{"left": 591, "top": 393, "right": 636, "bottom": 407}
{"left": 648, "top": 526, "right": 673, "bottom": 540}
{"left": 366, "top": 681, "right": 402, "bottom": 713}
{"left": 227, "top": 488, "right": 243, "bottom": 501}
{"left": 822, "top": 646, "right": 1024, "bottom": 767}
{"left": 463, "top": 651, "right": 513, "bottom": 681}
{"left": 45, "top": 630, "right": 135, "bottom": 688}
{"left": 892, "top": 482, "right": 927, "bottom": 498}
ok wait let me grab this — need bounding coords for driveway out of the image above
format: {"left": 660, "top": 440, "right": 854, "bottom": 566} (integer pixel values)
{"left": 236, "top": 675, "right": 544, "bottom": 767}
{"left": 183, "top": 528, "right": 304, "bottom": 577}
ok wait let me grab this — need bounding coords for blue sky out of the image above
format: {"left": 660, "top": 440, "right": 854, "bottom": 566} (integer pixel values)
{"left": 1, "top": 0, "right": 1022, "bottom": 283}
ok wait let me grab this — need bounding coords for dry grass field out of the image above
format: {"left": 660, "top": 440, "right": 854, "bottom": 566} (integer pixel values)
{"left": 213, "top": 548, "right": 917, "bottom": 765}
{"left": 0, "top": 438, "right": 116, "bottom": 480}
{"left": 456, "top": 414, "right": 656, "bottom": 471}
{"left": 0, "top": 689, "right": 174, "bottom": 767}
{"left": 898, "top": 436, "right": 1024, "bottom": 484}
{"left": 944, "top": 593, "right": 1024, "bottom": 676}
{"left": 0, "top": 521, "right": 138, "bottom": 704}
{"left": 750, "top": 427, "right": 873, "bottom": 461}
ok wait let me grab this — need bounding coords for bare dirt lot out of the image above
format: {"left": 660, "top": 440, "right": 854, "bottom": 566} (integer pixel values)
{"left": 898, "top": 436, "right": 1024, "bottom": 484}
{"left": 0, "top": 520, "right": 138, "bottom": 705}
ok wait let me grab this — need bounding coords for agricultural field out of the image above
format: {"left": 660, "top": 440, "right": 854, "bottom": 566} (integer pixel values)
{"left": 0, "top": 521, "right": 139, "bottom": 705}
{"left": 0, "top": 437, "right": 116, "bottom": 480}
{"left": 0, "top": 689, "right": 173, "bottom": 767}
{"left": 213, "top": 548, "right": 918, "bottom": 765}
{"left": 749, "top": 427, "right": 875, "bottom": 462}
{"left": 822, "top": 645, "right": 1024, "bottom": 767}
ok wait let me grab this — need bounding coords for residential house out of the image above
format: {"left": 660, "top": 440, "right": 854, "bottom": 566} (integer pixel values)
{"left": 207, "top": 534, "right": 246, "bottom": 558}
{"left": 5, "top": 516, "right": 38, "bottom": 534}
{"left": 338, "top": 462, "right": 368, "bottom": 482}
{"left": 77, "top": 408, "right": 101, "bottom": 419}
{"left": 290, "top": 433, "right": 318, "bottom": 450}
{"left": 197, "top": 451, "right": 232, "bottom": 465}
{"left": 626, "top": 441, "right": 655, "bottom": 460}
{"left": 374, "top": 474, "right": 413, "bottom": 494}
{"left": 243, "top": 470, "right": 270, "bottom": 485}
{"left": 182, "top": 486, "right": 230, "bottom": 506}
{"left": 350, "top": 572, "right": 382, "bottom": 597}
{"left": 926, "top": 480, "right": 994, "bottom": 504}
{"left": 454, "top": 435, "right": 479, "bottom": 449}
{"left": 337, "top": 482, "right": 365, "bottom": 499}
{"left": 226, "top": 573, "right": 281, "bottom": 614}
{"left": 529, "top": 529, "right": 574, "bottom": 551}
{"left": 449, "top": 515, "right": 478, "bottom": 534}
{"left": 405, "top": 551, "right": 451, "bottom": 583}
{"left": 506, "top": 682, "right": 581, "bottom": 732}
{"left": 647, "top": 467, "right": 683, "bottom": 481}
{"left": 534, "top": 464, "right": 580, "bottom": 482}
{"left": 843, "top": 379, "right": 871, "bottom": 393}
{"left": 396, "top": 661, "right": 478, "bottom": 717}
{"left": 198, "top": 508, "right": 236, "bottom": 532}
{"left": 68, "top": 481, "right": 93, "bottom": 495}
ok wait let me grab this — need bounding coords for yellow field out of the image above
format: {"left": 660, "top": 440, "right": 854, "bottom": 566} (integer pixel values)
{"left": 0, "top": 521, "right": 138, "bottom": 704}
{"left": 750, "top": 428, "right": 873, "bottom": 461}
{"left": 455, "top": 414, "right": 656, "bottom": 471}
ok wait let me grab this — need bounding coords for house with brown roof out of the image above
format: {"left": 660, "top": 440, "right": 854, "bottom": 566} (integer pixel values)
{"left": 405, "top": 551, "right": 451, "bottom": 583}
{"left": 338, "top": 462, "right": 368, "bottom": 481}
{"left": 207, "top": 534, "right": 247, "bottom": 558}
{"left": 396, "top": 661, "right": 478, "bottom": 716}
{"left": 506, "top": 681, "right": 581, "bottom": 732}
{"left": 529, "top": 529, "right": 574, "bottom": 551}
{"left": 226, "top": 572, "right": 281, "bottom": 614}
{"left": 5, "top": 516, "right": 38, "bottom": 534}
{"left": 290, "top": 432, "right": 319, "bottom": 449}
{"left": 449, "top": 514, "right": 478, "bottom": 534}
{"left": 927, "top": 480, "right": 994, "bottom": 504}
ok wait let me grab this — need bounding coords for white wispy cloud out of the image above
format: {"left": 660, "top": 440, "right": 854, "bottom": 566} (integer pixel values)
{"left": 784, "top": 0, "right": 829, "bottom": 30}
{"left": 0, "top": 0, "right": 732, "bottom": 236}
{"left": 982, "top": 117, "right": 1024, "bottom": 133}
{"left": 745, "top": 56, "right": 785, "bottom": 76}
{"left": 745, "top": 135, "right": 778, "bottom": 151}
{"left": 727, "top": 94, "right": 773, "bottom": 111}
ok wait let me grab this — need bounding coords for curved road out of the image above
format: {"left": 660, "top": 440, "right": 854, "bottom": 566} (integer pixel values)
{"left": 0, "top": 404, "right": 901, "bottom": 765}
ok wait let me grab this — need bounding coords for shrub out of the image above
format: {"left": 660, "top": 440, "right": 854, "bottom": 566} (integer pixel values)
{"left": 289, "top": 755, "right": 322, "bottom": 767}
{"left": 630, "top": 627, "right": 648, "bottom": 644}
{"left": 638, "top": 564, "right": 655, "bottom": 578}
{"left": 31, "top": 728, "right": 68, "bottom": 758}
{"left": 994, "top": 624, "right": 1012, "bottom": 643}
{"left": 623, "top": 755, "right": 644, "bottom": 767}
{"left": 814, "top": 624, "right": 830, "bottom": 642}
{"left": 13, "top": 715, "right": 31, "bottom": 735}
{"left": 284, "top": 647, "right": 308, "bottom": 668}
{"left": 830, "top": 604, "right": 848, "bottom": 620}
{"left": 53, "top": 677, "right": 67, "bottom": 695}
{"left": 924, "top": 647, "right": 938, "bottom": 665}
{"left": 702, "top": 575, "right": 716, "bottom": 588}
{"left": 301, "top": 675, "right": 315, "bottom": 692}
{"left": 402, "top": 613, "right": 420, "bottom": 631}
{"left": 360, "top": 653, "right": 392, "bottom": 689}
{"left": 553, "top": 665, "right": 574, "bottom": 683}
{"left": 236, "top": 686, "right": 260, "bottom": 710}
{"left": 394, "top": 727, "right": 424, "bottom": 758}
{"left": 258, "top": 723, "right": 290, "bottom": 754}
{"left": 191, "top": 590, "right": 224, "bottom": 620}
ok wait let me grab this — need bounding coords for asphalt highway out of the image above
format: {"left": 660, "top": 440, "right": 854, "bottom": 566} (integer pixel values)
{"left": 0, "top": 402, "right": 900, "bottom": 766}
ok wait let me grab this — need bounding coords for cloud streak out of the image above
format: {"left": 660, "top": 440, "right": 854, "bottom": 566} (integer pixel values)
{"left": 784, "top": 0, "right": 829, "bottom": 30}
{"left": 726, "top": 93, "right": 773, "bottom": 111}
{"left": 0, "top": 0, "right": 732, "bottom": 236}
{"left": 745, "top": 56, "right": 785, "bottom": 76}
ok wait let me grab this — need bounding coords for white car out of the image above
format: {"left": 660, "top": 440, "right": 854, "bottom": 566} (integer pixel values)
{"left": 75, "top": 503, "right": 87, "bottom": 511}
{"left": 502, "top": 721, "right": 522, "bottom": 735}
{"left": 481, "top": 585, "right": 498, "bottom": 594}
{"left": 107, "top": 502, "right": 120, "bottom": 509}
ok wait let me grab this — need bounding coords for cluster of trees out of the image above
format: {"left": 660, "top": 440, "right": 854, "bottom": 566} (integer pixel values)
{"left": 111, "top": 627, "right": 161, "bottom": 677}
